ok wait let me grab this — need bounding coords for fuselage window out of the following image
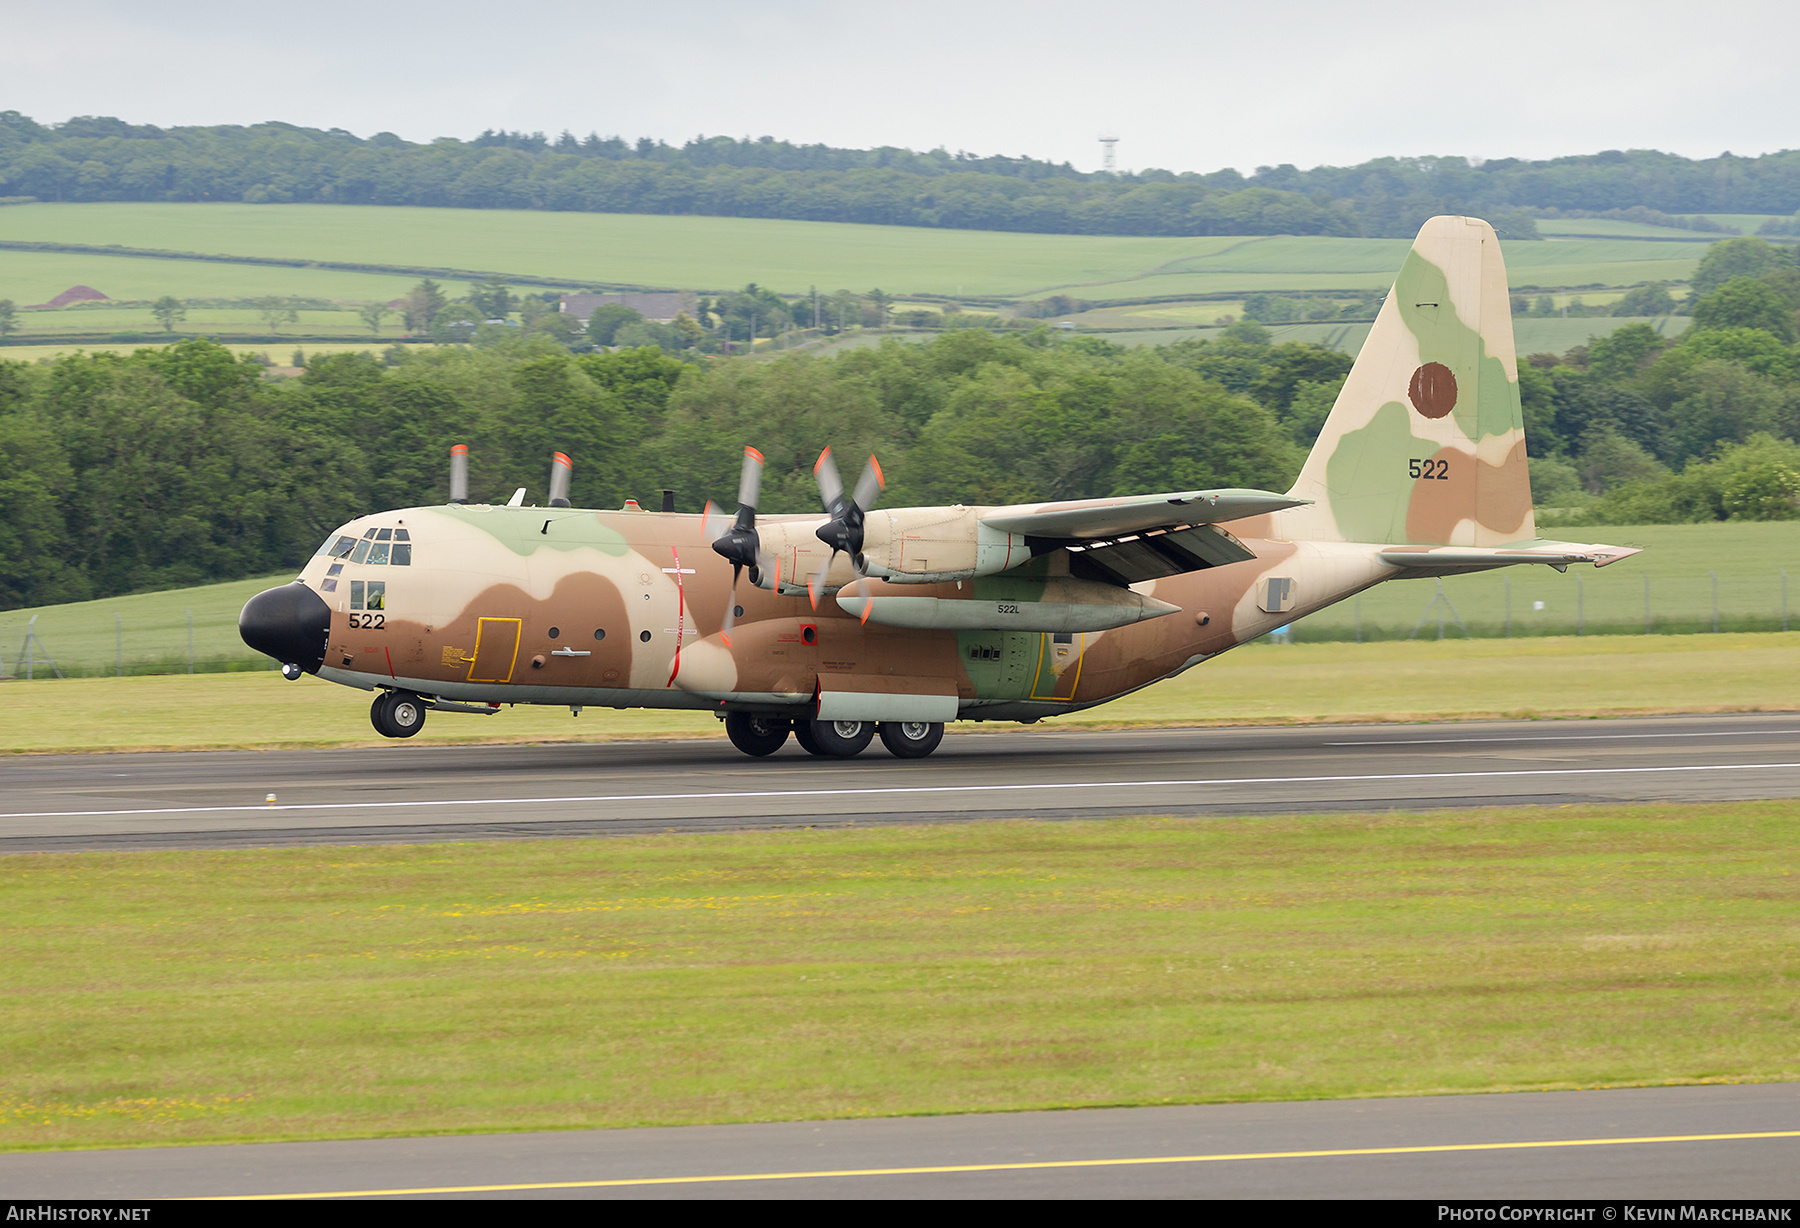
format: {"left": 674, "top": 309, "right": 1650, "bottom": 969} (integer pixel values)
{"left": 350, "top": 539, "right": 371, "bottom": 564}
{"left": 548, "top": 627, "right": 560, "bottom": 639}
{"left": 327, "top": 536, "right": 357, "bottom": 559}
{"left": 594, "top": 628, "right": 606, "bottom": 641}
{"left": 367, "top": 539, "right": 391, "bottom": 565}
{"left": 391, "top": 529, "right": 411, "bottom": 566}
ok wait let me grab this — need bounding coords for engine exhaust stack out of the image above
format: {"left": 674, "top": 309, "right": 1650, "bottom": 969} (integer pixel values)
{"left": 548, "top": 451, "right": 573, "bottom": 507}
{"left": 450, "top": 444, "right": 468, "bottom": 504}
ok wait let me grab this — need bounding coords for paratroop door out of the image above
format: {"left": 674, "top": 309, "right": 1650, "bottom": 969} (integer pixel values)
{"left": 467, "top": 617, "right": 522, "bottom": 683}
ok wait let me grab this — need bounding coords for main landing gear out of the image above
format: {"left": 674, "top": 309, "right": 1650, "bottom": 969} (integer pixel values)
{"left": 371, "top": 690, "right": 427, "bottom": 738}
{"left": 724, "top": 713, "right": 944, "bottom": 760}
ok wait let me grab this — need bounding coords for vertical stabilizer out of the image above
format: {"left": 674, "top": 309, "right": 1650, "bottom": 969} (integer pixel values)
{"left": 1287, "top": 216, "right": 1534, "bottom": 546}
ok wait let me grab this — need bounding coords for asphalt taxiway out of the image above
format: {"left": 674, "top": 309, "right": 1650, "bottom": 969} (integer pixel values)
{"left": 2, "top": 712, "right": 1798, "bottom": 851}
{"left": 3, "top": 1083, "right": 1795, "bottom": 1199}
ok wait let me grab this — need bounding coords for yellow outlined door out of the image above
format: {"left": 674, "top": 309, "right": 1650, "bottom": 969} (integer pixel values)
{"left": 1030, "top": 632, "right": 1085, "bottom": 700}
{"left": 467, "top": 618, "right": 522, "bottom": 683}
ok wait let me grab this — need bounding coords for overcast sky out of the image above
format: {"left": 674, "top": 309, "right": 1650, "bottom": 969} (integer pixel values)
{"left": 3, "top": 0, "right": 1795, "bottom": 174}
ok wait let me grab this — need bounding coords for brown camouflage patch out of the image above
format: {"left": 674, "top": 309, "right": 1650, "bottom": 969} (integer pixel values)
{"left": 1405, "top": 441, "right": 1533, "bottom": 543}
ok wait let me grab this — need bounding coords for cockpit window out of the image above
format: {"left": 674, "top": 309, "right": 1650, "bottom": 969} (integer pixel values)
{"left": 335, "top": 527, "right": 411, "bottom": 566}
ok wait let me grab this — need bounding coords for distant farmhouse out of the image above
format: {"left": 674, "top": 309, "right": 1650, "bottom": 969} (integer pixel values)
{"left": 559, "top": 292, "right": 699, "bottom": 325}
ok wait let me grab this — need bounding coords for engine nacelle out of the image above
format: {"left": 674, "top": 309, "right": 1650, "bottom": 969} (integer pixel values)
{"left": 858, "top": 507, "right": 1028, "bottom": 584}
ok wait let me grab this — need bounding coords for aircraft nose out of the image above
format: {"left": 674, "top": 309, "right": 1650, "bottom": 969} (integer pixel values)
{"left": 239, "top": 582, "right": 331, "bottom": 673}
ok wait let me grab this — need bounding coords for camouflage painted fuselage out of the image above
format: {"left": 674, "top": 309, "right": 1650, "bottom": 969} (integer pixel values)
{"left": 301, "top": 501, "right": 1348, "bottom": 721}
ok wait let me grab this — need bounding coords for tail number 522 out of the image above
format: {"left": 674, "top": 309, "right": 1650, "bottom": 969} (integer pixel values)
{"left": 1408, "top": 458, "right": 1450, "bottom": 480}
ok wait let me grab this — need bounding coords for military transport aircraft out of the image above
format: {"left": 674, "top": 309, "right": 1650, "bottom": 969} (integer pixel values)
{"left": 240, "top": 216, "right": 1639, "bottom": 759}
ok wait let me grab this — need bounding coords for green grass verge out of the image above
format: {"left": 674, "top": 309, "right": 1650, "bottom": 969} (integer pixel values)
{"left": 3, "top": 801, "right": 1795, "bottom": 1150}
{"left": 2, "top": 632, "right": 1797, "bottom": 753}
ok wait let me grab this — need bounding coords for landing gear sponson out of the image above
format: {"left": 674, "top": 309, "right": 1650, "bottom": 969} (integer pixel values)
{"left": 724, "top": 712, "right": 943, "bottom": 759}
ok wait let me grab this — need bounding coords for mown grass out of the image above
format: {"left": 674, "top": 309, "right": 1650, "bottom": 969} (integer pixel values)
{"left": 1, "top": 801, "right": 1795, "bottom": 1150}
{"left": 2, "top": 632, "right": 1797, "bottom": 753}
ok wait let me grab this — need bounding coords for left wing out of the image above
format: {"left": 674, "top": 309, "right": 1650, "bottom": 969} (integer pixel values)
{"left": 981, "top": 488, "right": 1307, "bottom": 540}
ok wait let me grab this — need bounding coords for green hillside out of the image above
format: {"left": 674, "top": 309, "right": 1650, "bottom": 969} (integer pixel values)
{"left": 0, "top": 203, "right": 1716, "bottom": 323}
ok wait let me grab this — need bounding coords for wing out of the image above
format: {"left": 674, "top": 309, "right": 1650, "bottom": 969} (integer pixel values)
{"left": 979, "top": 488, "right": 1305, "bottom": 586}
{"left": 980, "top": 488, "right": 1307, "bottom": 539}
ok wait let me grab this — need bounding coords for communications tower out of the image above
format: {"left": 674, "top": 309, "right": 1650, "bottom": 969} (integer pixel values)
{"left": 1099, "top": 135, "right": 1119, "bottom": 174}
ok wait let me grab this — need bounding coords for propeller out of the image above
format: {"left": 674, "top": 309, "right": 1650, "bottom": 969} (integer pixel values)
{"left": 807, "top": 446, "right": 884, "bottom": 611}
{"left": 706, "top": 446, "right": 769, "bottom": 644}
{"left": 547, "top": 451, "right": 573, "bottom": 508}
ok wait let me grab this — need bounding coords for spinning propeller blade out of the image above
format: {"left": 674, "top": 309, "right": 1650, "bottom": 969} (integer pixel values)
{"left": 810, "top": 447, "right": 885, "bottom": 606}
{"left": 710, "top": 446, "right": 766, "bottom": 643}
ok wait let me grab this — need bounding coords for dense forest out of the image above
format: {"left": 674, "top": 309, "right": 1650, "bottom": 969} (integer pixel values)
{"left": 3, "top": 232, "right": 1799, "bottom": 611}
{"left": 9, "top": 110, "right": 1800, "bottom": 239}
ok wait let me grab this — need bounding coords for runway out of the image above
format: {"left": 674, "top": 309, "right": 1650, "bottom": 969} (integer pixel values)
{"left": 4, "top": 712, "right": 1800, "bottom": 851}
{"left": 4, "top": 1084, "right": 1796, "bottom": 1199}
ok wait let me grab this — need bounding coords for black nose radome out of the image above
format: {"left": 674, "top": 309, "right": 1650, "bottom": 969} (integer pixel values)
{"left": 240, "top": 582, "right": 331, "bottom": 674}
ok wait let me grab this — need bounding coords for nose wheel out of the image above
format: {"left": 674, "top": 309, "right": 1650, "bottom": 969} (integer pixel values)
{"left": 371, "top": 690, "right": 427, "bottom": 738}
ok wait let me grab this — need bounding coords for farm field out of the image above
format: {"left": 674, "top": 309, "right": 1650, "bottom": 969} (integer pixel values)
{"left": 1079, "top": 316, "right": 1689, "bottom": 354}
{"left": 3, "top": 632, "right": 1797, "bottom": 754}
{"left": 0, "top": 203, "right": 1722, "bottom": 316}
{"left": 0, "top": 246, "right": 459, "bottom": 307}
{"left": 5, "top": 305, "right": 404, "bottom": 339}
{"left": 3, "top": 799, "right": 1795, "bottom": 1149}
{"left": 0, "top": 340, "right": 419, "bottom": 365}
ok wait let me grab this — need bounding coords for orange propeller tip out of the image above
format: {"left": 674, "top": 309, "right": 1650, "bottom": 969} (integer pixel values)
{"left": 745, "top": 446, "right": 764, "bottom": 462}
{"left": 869, "top": 456, "right": 885, "bottom": 486}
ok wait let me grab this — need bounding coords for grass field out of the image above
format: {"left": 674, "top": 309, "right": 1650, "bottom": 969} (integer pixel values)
{"left": 0, "top": 204, "right": 1718, "bottom": 314}
{"left": 1089, "top": 316, "right": 1689, "bottom": 353}
{"left": 1296, "top": 522, "right": 1800, "bottom": 641}
{"left": 0, "top": 246, "right": 464, "bottom": 308}
{"left": 3, "top": 800, "right": 1795, "bottom": 1150}
{"left": 5, "top": 306, "right": 406, "bottom": 340}
{"left": 2, "top": 632, "right": 1796, "bottom": 754}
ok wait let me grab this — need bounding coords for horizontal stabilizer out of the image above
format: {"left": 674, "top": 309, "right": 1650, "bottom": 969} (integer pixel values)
{"left": 982, "top": 488, "right": 1308, "bottom": 540}
{"left": 1380, "top": 540, "right": 1642, "bottom": 573}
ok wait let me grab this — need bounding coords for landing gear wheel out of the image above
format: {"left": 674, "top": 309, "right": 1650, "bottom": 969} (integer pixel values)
{"left": 793, "top": 719, "right": 824, "bottom": 756}
{"left": 879, "top": 720, "right": 943, "bottom": 759}
{"left": 725, "top": 712, "right": 791, "bottom": 757}
{"left": 371, "top": 690, "right": 427, "bottom": 739}
{"left": 806, "top": 719, "right": 874, "bottom": 758}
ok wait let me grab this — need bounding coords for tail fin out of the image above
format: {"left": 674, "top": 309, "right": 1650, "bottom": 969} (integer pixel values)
{"left": 1287, "top": 215, "right": 1535, "bottom": 546}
